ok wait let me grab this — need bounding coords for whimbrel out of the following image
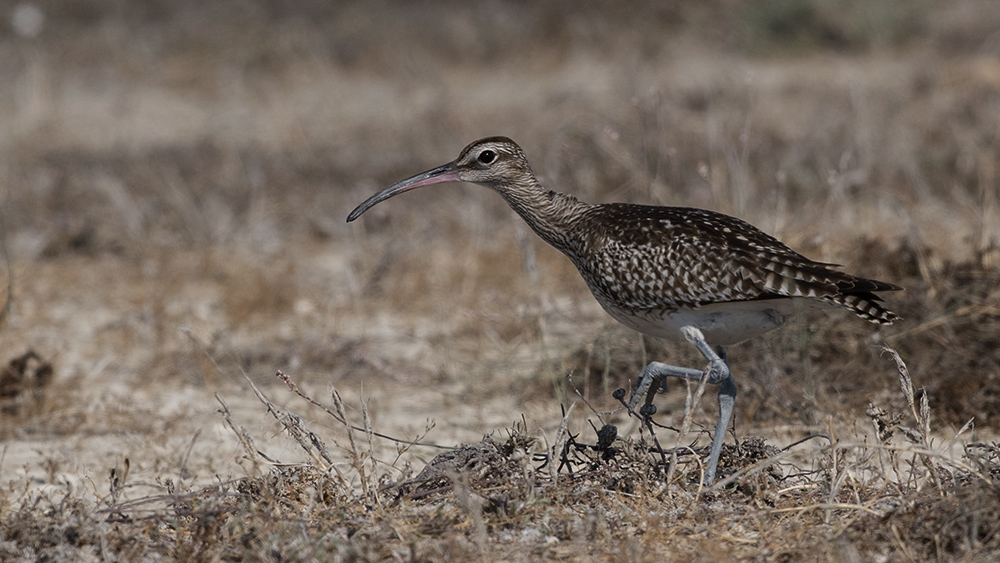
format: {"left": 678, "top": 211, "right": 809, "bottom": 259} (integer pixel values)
{"left": 347, "top": 136, "right": 900, "bottom": 484}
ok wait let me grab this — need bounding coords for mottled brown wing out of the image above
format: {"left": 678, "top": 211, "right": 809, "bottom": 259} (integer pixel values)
{"left": 579, "top": 204, "right": 900, "bottom": 323}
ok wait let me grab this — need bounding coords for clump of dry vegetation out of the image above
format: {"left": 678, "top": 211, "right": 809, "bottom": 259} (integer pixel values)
{"left": 0, "top": 351, "right": 53, "bottom": 419}
{"left": 3, "top": 351, "right": 998, "bottom": 561}
{"left": 2, "top": 0, "right": 1000, "bottom": 560}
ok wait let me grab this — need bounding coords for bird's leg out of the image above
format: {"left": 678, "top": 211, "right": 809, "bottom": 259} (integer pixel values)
{"left": 625, "top": 327, "right": 734, "bottom": 484}
{"left": 627, "top": 327, "right": 730, "bottom": 414}
{"left": 629, "top": 362, "right": 705, "bottom": 416}
{"left": 705, "top": 345, "right": 735, "bottom": 485}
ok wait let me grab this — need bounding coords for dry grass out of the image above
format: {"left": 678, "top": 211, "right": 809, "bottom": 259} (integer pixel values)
{"left": 2, "top": 0, "right": 1000, "bottom": 560}
{"left": 3, "top": 355, "right": 998, "bottom": 561}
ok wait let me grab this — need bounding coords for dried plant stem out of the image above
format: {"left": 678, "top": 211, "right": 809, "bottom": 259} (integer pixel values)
{"left": 672, "top": 365, "right": 711, "bottom": 492}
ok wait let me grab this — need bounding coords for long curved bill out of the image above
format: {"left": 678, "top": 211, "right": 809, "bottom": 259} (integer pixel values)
{"left": 347, "top": 162, "right": 460, "bottom": 222}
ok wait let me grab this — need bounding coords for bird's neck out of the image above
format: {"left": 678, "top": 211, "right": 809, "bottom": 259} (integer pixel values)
{"left": 493, "top": 179, "right": 591, "bottom": 252}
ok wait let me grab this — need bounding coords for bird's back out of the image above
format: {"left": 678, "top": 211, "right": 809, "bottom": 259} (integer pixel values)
{"left": 556, "top": 203, "right": 899, "bottom": 343}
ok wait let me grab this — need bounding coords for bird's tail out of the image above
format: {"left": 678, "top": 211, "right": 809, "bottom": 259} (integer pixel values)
{"left": 825, "top": 278, "right": 902, "bottom": 324}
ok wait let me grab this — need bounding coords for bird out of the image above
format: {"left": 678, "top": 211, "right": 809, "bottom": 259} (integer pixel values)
{"left": 347, "top": 136, "right": 901, "bottom": 485}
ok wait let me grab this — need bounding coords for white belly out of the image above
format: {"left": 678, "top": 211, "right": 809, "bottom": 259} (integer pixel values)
{"left": 599, "top": 298, "right": 830, "bottom": 346}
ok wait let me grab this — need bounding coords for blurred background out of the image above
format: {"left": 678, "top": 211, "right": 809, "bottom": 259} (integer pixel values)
{"left": 1, "top": 0, "right": 999, "bottom": 487}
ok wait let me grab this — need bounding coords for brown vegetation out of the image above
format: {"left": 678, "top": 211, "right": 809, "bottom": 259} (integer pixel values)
{"left": 1, "top": 0, "right": 999, "bottom": 560}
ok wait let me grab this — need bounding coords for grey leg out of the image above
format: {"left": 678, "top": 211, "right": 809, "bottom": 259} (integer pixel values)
{"left": 626, "top": 327, "right": 734, "bottom": 484}
{"left": 629, "top": 362, "right": 706, "bottom": 416}
{"left": 705, "top": 346, "right": 735, "bottom": 485}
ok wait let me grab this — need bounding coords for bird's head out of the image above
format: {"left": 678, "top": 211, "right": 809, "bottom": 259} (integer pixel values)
{"left": 347, "top": 136, "right": 536, "bottom": 222}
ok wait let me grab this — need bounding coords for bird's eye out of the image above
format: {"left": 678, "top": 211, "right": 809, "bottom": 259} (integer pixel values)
{"left": 477, "top": 149, "right": 497, "bottom": 165}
